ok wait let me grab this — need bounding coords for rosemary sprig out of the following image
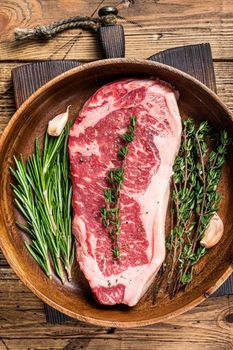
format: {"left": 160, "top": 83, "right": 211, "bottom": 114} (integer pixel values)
{"left": 10, "top": 123, "right": 74, "bottom": 283}
{"left": 100, "top": 116, "right": 136, "bottom": 260}
{"left": 164, "top": 118, "right": 230, "bottom": 297}
{"left": 11, "top": 156, "right": 52, "bottom": 278}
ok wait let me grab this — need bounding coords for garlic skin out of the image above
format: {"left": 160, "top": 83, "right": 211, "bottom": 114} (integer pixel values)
{"left": 47, "top": 105, "right": 71, "bottom": 136}
{"left": 200, "top": 212, "right": 224, "bottom": 249}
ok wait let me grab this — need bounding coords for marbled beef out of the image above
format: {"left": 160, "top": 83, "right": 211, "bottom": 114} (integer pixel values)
{"left": 68, "top": 78, "right": 182, "bottom": 306}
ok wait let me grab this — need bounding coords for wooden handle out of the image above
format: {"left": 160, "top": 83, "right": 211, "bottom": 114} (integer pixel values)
{"left": 98, "top": 25, "right": 125, "bottom": 58}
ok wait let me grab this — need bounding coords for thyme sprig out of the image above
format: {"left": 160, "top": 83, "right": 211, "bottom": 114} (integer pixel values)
{"left": 100, "top": 168, "right": 124, "bottom": 259}
{"left": 10, "top": 123, "right": 74, "bottom": 283}
{"left": 100, "top": 116, "right": 136, "bottom": 260}
{"left": 165, "top": 118, "right": 230, "bottom": 297}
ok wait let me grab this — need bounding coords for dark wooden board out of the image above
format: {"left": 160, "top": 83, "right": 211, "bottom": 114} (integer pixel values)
{"left": 11, "top": 44, "right": 233, "bottom": 324}
{"left": 12, "top": 60, "right": 82, "bottom": 107}
{"left": 149, "top": 44, "right": 217, "bottom": 93}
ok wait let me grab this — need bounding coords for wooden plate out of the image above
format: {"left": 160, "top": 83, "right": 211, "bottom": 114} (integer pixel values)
{"left": 0, "top": 59, "right": 233, "bottom": 327}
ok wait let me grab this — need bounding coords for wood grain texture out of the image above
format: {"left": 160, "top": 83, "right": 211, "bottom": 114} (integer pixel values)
{"left": 0, "top": 247, "right": 232, "bottom": 350}
{"left": 1, "top": 0, "right": 233, "bottom": 60}
{"left": 12, "top": 60, "right": 82, "bottom": 107}
{"left": 0, "top": 246, "right": 233, "bottom": 348}
{"left": 149, "top": 44, "right": 216, "bottom": 92}
{"left": 0, "top": 0, "right": 233, "bottom": 347}
{"left": 99, "top": 25, "right": 125, "bottom": 58}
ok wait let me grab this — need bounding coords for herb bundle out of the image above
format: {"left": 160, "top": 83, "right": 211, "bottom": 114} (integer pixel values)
{"left": 100, "top": 116, "right": 136, "bottom": 260}
{"left": 10, "top": 123, "right": 74, "bottom": 283}
{"left": 163, "top": 118, "right": 230, "bottom": 297}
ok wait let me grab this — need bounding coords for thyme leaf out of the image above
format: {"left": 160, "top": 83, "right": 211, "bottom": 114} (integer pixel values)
{"left": 122, "top": 115, "right": 136, "bottom": 142}
{"left": 100, "top": 116, "right": 137, "bottom": 261}
{"left": 118, "top": 146, "right": 128, "bottom": 160}
{"left": 161, "top": 118, "right": 230, "bottom": 297}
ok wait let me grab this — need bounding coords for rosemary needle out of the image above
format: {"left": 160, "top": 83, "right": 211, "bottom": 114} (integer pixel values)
{"left": 10, "top": 123, "right": 74, "bottom": 283}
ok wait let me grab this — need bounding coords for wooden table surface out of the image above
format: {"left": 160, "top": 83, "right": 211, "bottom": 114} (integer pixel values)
{"left": 0, "top": 1, "right": 233, "bottom": 349}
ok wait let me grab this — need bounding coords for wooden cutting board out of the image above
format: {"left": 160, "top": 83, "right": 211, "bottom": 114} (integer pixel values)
{"left": 11, "top": 43, "right": 233, "bottom": 323}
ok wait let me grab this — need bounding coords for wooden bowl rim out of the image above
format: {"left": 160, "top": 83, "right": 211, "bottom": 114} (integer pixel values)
{"left": 0, "top": 58, "right": 233, "bottom": 327}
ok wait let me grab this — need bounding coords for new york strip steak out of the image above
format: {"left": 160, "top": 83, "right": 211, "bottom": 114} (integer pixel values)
{"left": 68, "top": 78, "right": 182, "bottom": 306}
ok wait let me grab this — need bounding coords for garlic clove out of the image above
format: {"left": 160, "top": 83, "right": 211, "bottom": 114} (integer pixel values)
{"left": 47, "top": 105, "right": 71, "bottom": 136}
{"left": 200, "top": 212, "right": 224, "bottom": 249}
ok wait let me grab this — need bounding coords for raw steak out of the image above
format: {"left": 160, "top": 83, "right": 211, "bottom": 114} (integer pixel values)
{"left": 68, "top": 78, "right": 182, "bottom": 306}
